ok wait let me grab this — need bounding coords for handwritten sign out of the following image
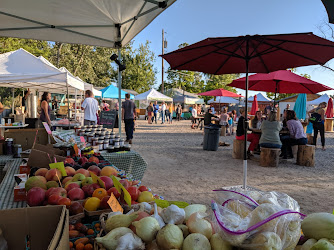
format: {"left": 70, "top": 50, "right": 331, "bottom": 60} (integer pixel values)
{"left": 100, "top": 110, "right": 117, "bottom": 129}
{"left": 73, "top": 144, "right": 79, "bottom": 156}
{"left": 112, "top": 176, "right": 131, "bottom": 206}
{"left": 107, "top": 194, "right": 123, "bottom": 213}
{"left": 49, "top": 162, "right": 67, "bottom": 177}
{"left": 42, "top": 122, "right": 52, "bottom": 135}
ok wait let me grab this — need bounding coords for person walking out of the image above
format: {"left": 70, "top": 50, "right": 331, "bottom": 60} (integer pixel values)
{"left": 147, "top": 102, "right": 154, "bottom": 124}
{"left": 39, "top": 92, "right": 52, "bottom": 127}
{"left": 153, "top": 101, "right": 159, "bottom": 124}
{"left": 81, "top": 90, "right": 99, "bottom": 125}
{"left": 176, "top": 104, "right": 182, "bottom": 121}
{"left": 122, "top": 93, "right": 136, "bottom": 144}
{"left": 308, "top": 102, "right": 327, "bottom": 150}
{"left": 191, "top": 104, "right": 198, "bottom": 129}
{"left": 161, "top": 101, "right": 166, "bottom": 124}
{"left": 168, "top": 103, "right": 173, "bottom": 124}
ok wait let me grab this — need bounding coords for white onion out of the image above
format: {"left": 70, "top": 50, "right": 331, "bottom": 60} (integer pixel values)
{"left": 184, "top": 204, "right": 207, "bottom": 221}
{"left": 210, "top": 233, "right": 232, "bottom": 250}
{"left": 132, "top": 217, "right": 160, "bottom": 242}
{"left": 156, "top": 224, "right": 183, "bottom": 250}
{"left": 186, "top": 212, "right": 212, "bottom": 239}
{"left": 182, "top": 233, "right": 211, "bottom": 250}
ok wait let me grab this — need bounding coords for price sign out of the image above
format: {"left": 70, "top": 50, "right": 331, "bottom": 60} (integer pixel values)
{"left": 49, "top": 162, "right": 67, "bottom": 176}
{"left": 107, "top": 194, "right": 123, "bottom": 213}
{"left": 90, "top": 172, "right": 105, "bottom": 188}
{"left": 112, "top": 176, "right": 131, "bottom": 206}
{"left": 42, "top": 122, "right": 52, "bottom": 135}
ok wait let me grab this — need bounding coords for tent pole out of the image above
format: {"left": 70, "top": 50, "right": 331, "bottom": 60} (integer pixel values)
{"left": 243, "top": 40, "right": 250, "bottom": 190}
{"left": 75, "top": 89, "right": 77, "bottom": 122}
{"left": 118, "top": 48, "right": 122, "bottom": 136}
{"left": 12, "top": 88, "right": 14, "bottom": 115}
{"left": 67, "top": 81, "right": 70, "bottom": 129}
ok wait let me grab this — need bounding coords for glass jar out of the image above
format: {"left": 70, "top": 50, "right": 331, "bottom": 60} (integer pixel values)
{"left": 98, "top": 125, "right": 103, "bottom": 129}
{"left": 87, "top": 125, "right": 93, "bottom": 129}
{"left": 93, "top": 124, "right": 98, "bottom": 129}
{"left": 114, "top": 139, "right": 120, "bottom": 147}
{"left": 103, "top": 139, "right": 109, "bottom": 150}
{"left": 107, "top": 146, "right": 115, "bottom": 153}
{"left": 74, "top": 126, "right": 80, "bottom": 135}
{"left": 101, "top": 128, "right": 107, "bottom": 133}
{"left": 114, "top": 145, "right": 120, "bottom": 152}
{"left": 92, "top": 138, "right": 98, "bottom": 146}
{"left": 98, "top": 138, "right": 104, "bottom": 151}
{"left": 5, "top": 138, "right": 13, "bottom": 155}
{"left": 79, "top": 129, "right": 85, "bottom": 136}
{"left": 124, "top": 144, "right": 131, "bottom": 151}
{"left": 109, "top": 135, "right": 115, "bottom": 145}
{"left": 87, "top": 133, "right": 94, "bottom": 143}
{"left": 120, "top": 139, "right": 125, "bottom": 147}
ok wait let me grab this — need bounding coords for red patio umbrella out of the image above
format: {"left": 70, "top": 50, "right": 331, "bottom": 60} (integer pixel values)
{"left": 250, "top": 95, "right": 258, "bottom": 115}
{"left": 161, "top": 32, "right": 334, "bottom": 188}
{"left": 229, "top": 70, "right": 333, "bottom": 102}
{"left": 326, "top": 98, "right": 334, "bottom": 118}
{"left": 198, "top": 88, "right": 243, "bottom": 97}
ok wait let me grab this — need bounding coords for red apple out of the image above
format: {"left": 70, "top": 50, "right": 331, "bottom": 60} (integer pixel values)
{"left": 35, "top": 168, "right": 48, "bottom": 177}
{"left": 26, "top": 187, "right": 46, "bottom": 206}
{"left": 100, "top": 196, "right": 111, "bottom": 210}
{"left": 64, "top": 157, "right": 75, "bottom": 166}
{"left": 108, "top": 187, "right": 120, "bottom": 199}
{"left": 88, "top": 156, "right": 99, "bottom": 164}
{"left": 100, "top": 176, "right": 113, "bottom": 190}
{"left": 119, "top": 179, "right": 130, "bottom": 189}
{"left": 65, "top": 167, "right": 76, "bottom": 176}
{"left": 88, "top": 165, "right": 101, "bottom": 176}
{"left": 46, "top": 187, "right": 56, "bottom": 198}
{"left": 82, "top": 183, "right": 100, "bottom": 197}
{"left": 65, "top": 183, "right": 80, "bottom": 193}
{"left": 68, "top": 188, "right": 85, "bottom": 201}
{"left": 69, "top": 201, "right": 84, "bottom": 215}
{"left": 48, "top": 194, "right": 62, "bottom": 205}
{"left": 78, "top": 157, "right": 88, "bottom": 166}
{"left": 46, "top": 187, "right": 67, "bottom": 199}
{"left": 75, "top": 169, "right": 90, "bottom": 177}
{"left": 45, "top": 169, "right": 62, "bottom": 182}
{"left": 138, "top": 186, "right": 148, "bottom": 192}
{"left": 62, "top": 177, "right": 73, "bottom": 186}
{"left": 58, "top": 197, "right": 71, "bottom": 208}
{"left": 34, "top": 176, "right": 47, "bottom": 184}
{"left": 127, "top": 186, "right": 140, "bottom": 201}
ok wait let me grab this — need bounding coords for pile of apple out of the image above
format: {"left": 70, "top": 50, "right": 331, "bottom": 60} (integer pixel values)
{"left": 25, "top": 155, "right": 157, "bottom": 214}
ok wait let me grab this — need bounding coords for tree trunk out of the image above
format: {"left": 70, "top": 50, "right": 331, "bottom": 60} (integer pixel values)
{"left": 297, "top": 145, "right": 315, "bottom": 167}
{"left": 56, "top": 43, "right": 63, "bottom": 68}
{"left": 74, "top": 46, "right": 87, "bottom": 76}
{"left": 260, "top": 148, "right": 280, "bottom": 167}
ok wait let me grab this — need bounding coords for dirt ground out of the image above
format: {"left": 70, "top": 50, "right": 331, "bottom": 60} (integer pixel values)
{"left": 129, "top": 119, "right": 334, "bottom": 215}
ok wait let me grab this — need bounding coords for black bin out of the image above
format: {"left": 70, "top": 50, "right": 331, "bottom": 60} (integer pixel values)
{"left": 203, "top": 126, "right": 221, "bottom": 151}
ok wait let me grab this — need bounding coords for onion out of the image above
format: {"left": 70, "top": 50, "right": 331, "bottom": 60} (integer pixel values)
{"left": 177, "top": 224, "right": 189, "bottom": 238}
{"left": 186, "top": 212, "right": 212, "bottom": 239}
{"left": 105, "top": 213, "right": 138, "bottom": 232}
{"left": 156, "top": 224, "right": 183, "bottom": 250}
{"left": 129, "top": 211, "right": 150, "bottom": 234}
{"left": 132, "top": 217, "right": 160, "bottom": 242}
{"left": 184, "top": 204, "right": 207, "bottom": 221}
{"left": 95, "top": 227, "right": 133, "bottom": 250}
{"left": 210, "top": 233, "right": 232, "bottom": 250}
{"left": 182, "top": 233, "right": 211, "bottom": 250}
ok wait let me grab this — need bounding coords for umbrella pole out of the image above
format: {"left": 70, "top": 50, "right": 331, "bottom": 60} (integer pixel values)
{"left": 243, "top": 59, "right": 249, "bottom": 189}
{"left": 117, "top": 48, "right": 122, "bottom": 136}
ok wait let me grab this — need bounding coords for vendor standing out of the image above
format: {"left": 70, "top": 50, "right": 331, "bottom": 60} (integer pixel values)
{"left": 40, "top": 92, "right": 52, "bottom": 126}
{"left": 22, "top": 88, "right": 30, "bottom": 112}
{"left": 81, "top": 90, "right": 99, "bottom": 125}
{"left": 52, "top": 96, "right": 58, "bottom": 110}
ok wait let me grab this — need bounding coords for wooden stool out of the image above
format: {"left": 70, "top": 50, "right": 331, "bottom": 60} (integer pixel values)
{"left": 260, "top": 148, "right": 280, "bottom": 167}
{"left": 307, "top": 134, "right": 314, "bottom": 145}
{"left": 297, "top": 145, "right": 315, "bottom": 167}
{"left": 232, "top": 139, "right": 244, "bottom": 159}
{"left": 220, "top": 125, "right": 226, "bottom": 136}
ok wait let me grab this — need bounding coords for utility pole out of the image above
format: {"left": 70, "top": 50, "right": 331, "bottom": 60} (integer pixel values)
{"left": 161, "top": 29, "right": 164, "bottom": 93}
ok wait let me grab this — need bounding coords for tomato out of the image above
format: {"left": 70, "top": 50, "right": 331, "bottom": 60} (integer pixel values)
{"left": 84, "top": 197, "right": 100, "bottom": 211}
{"left": 108, "top": 187, "right": 120, "bottom": 199}
{"left": 92, "top": 188, "right": 108, "bottom": 200}
{"left": 127, "top": 186, "right": 140, "bottom": 201}
{"left": 138, "top": 186, "right": 148, "bottom": 192}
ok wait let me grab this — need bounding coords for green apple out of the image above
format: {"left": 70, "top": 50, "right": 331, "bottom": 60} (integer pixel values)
{"left": 72, "top": 173, "right": 86, "bottom": 182}
{"left": 81, "top": 177, "right": 93, "bottom": 186}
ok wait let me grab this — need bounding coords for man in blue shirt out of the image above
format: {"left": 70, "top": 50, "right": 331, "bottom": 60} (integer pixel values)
{"left": 153, "top": 101, "right": 159, "bottom": 124}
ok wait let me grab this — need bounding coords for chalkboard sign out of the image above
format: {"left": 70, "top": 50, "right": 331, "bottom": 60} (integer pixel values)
{"left": 100, "top": 110, "right": 117, "bottom": 129}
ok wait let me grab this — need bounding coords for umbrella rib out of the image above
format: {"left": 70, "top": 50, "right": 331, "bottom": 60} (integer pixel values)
{"left": 249, "top": 41, "right": 287, "bottom": 59}
{"left": 213, "top": 40, "right": 246, "bottom": 74}
{"left": 267, "top": 37, "right": 334, "bottom": 48}
{"left": 249, "top": 40, "right": 270, "bottom": 72}
{"left": 299, "top": 83, "right": 316, "bottom": 94}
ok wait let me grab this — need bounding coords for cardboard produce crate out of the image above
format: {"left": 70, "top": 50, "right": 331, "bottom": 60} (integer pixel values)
{"left": 4, "top": 128, "right": 49, "bottom": 151}
{"left": 0, "top": 205, "right": 69, "bottom": 250}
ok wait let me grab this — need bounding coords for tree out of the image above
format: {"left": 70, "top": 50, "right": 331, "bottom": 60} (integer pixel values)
{"left": 112, "top": 41, "right": 157, "bottom": 93}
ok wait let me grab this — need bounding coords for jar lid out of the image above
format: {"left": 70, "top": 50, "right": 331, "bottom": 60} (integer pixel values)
{"left": 14, "top": 144, "right": 22, "bottom": 147}
{"left": 5, "top": 138, "right": 13, "bottom": 141}
{"left": 114, "top": 145, "right": 120, "bottom": 148}
{"left": 92, "top": 138, "right": 98, "bottom": 141}
{"left": 104, "top": 139, "right": 109, "bottom": 142}
{"left": 107, "top": 146, "right": 114, "bottom": 150}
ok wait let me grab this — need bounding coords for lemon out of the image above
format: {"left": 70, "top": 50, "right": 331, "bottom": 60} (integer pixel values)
{"left": 138, "top": 191, "right": 154, "bottom": 203}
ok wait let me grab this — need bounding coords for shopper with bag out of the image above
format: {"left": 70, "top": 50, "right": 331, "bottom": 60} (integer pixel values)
{"left": 308, "top": 102, "right": 327, "bottom": 150}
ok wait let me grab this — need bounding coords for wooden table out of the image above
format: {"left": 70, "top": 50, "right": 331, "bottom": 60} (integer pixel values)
{"left": 325, "top": 118, "right": 334, "bottom": 132}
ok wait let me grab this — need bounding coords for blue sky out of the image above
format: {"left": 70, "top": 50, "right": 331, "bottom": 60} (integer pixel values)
{"left": 130, "top": 0, "right": 334, "bottom": 97}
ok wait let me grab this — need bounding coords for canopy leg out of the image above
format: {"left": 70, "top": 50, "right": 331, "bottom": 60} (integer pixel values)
{"left": 118, "top": 48, "right": 122, "bottom": 136}
{"left": 12, "top": 88, "right": 14, "bottom": 115}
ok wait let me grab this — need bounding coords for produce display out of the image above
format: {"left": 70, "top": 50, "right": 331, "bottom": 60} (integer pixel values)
{"left": 25, "top": 154, "right": 162, "bottom": 214}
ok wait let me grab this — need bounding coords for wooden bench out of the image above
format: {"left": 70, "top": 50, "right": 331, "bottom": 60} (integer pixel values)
{"left": 297, "top": 144, "right": 315, "bottom": 167}
{"left": 260, "top": 148, "right": 280, "bottom": 167}
{"left": 232, "top": 139, "right": 244, "bottom": 159}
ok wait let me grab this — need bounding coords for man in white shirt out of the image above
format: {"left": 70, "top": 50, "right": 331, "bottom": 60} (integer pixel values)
{"left": 81, "top": 90, "right": 99, "bottom": 125}
{"left": 161, "top": 101, "right": 166, "bottom": 124}
{"left": 191, "top": 104, "right": 198, "bottom": 129}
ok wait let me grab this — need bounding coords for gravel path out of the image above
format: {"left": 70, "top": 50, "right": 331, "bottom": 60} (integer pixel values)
{"left": 130, "top": 119, "right": 334, "bottom": 214}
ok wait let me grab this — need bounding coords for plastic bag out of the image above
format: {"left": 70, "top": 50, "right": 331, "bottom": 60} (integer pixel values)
{"left": 211, "top": 188, "right": 305, "bottom": 249}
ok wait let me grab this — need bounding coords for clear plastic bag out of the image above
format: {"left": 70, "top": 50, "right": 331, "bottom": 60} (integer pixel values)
{"left": 211, "top": 188, "right": 306, "bottom": 249}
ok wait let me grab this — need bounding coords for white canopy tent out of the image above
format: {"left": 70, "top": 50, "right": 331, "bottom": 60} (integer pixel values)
{"left": 248, "top": 93, "right": 272, "bottom": 102}
{"left": 135, "top": 88, "right": 173, "bottom": 102}
{"left": 307, "top": 93, "right": 330, "bottom": 105}
{"left": 0, "top": 0, "right": 176, "bottom": 134}
{"left": 208, "top": 96, "right": 240, "bottom": 104}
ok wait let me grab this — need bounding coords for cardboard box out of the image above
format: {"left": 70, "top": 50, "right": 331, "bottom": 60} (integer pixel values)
{"left": 27, "top": 149, "right": 66, "bottom": 169}
{"left": 4, "top": 128, "right": 49, "bottom": 151}
{"left": 19, "top": 161, "right": 30, "bottom": 174}
{"left": 0, "top": 205, "right": 69, "bottom": 250}
{"left": 13, "top": 174, "right": 27, "bottom": 202}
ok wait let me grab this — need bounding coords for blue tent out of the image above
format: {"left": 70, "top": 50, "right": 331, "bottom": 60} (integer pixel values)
{"left": 100, "top": 85, "right": 134, "bottom": 99}
{"left": 293, "top": 93, "right": 307, "bottom": 120}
